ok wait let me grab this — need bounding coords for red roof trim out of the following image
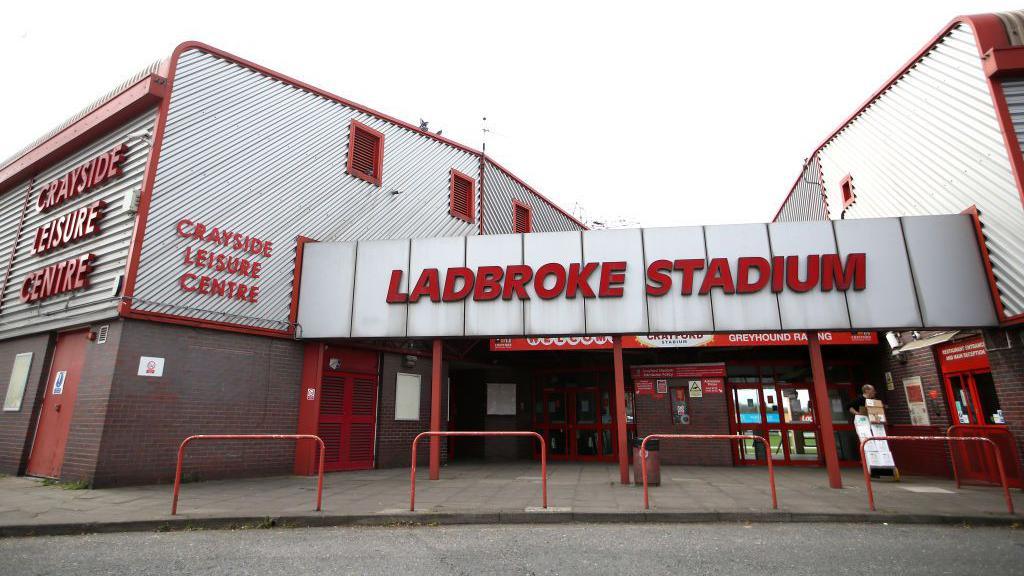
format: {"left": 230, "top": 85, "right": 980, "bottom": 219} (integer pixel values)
{"left": 0, "top": 74, "right": 166, "bottom": 195}
{"left": 772, "top": 14, "right": 1010, "bottom": 222}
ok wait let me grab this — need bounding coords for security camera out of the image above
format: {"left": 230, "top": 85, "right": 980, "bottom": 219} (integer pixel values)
{"left": 885, "top": 331, "right": 901, "bottom": 350}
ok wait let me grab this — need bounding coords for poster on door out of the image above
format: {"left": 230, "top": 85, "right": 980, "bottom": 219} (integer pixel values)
{"left": 902, "top": 376, "right": 930, "bottom": 426}
{"left": 671, "top": 388, "right": 689, "bottom": 424}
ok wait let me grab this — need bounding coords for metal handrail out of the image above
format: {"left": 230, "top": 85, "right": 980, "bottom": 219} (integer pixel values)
{"left": 859, "top": 436, "right": 1013, "bottom": 514}
{"left": 410, "top": 431, "right": 546, "bottom": 511}
{"left": 640, "top": 434, "right": 777, "bottom": 510}
{"left": 171, "top": 434, "right": 325, "bottom": 515}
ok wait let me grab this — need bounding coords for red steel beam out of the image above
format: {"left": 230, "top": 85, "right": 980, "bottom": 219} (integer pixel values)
{"left": 430, "top": 338, "right": 443, "bottom": 480}
{"left": 808, "top": 332, "right": 842, "bottom": 488}
{"left": 612, "top": 335, "right": 629, "bottom": 484}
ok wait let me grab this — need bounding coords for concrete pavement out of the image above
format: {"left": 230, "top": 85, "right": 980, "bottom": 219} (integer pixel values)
{"left": 0, "top": 463, "right": 1020, "bottom": 536}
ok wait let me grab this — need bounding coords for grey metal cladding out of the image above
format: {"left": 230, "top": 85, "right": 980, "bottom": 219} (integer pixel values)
{"left": 0, "top": 108, "right": 159, "bottom": 339}
{"left": 131, "top": 49, "right": 481, "bottom": 330}
{"left": 482, "top": 160, "right": 585, "bottom": 234}
{"left": 0, "top": 59, "right": 165, "bottom": 172}
{"left": 799, "top": 25, "right": 1024, "bottom": 318}
{"left": 775, "top": 156, "right": 828, "bottom": 223}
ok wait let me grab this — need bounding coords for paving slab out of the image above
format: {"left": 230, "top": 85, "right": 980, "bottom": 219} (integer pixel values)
{"left": 0, "top": 462, "right": 1019, "bottom": 536}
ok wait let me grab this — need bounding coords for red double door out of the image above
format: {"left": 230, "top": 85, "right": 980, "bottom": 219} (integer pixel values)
{"left": 27, "top": 330, "right": 89, "bottom": 478}
{"left": 317, "top": 369, "right": 378, "bottom": 471}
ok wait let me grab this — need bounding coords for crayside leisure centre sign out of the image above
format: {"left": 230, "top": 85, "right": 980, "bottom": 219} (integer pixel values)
{"left": 296, "top": 215, "right": 998, "bottom": 339}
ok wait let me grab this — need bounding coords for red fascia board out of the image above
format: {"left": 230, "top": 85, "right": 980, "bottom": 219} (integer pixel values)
{"left": 961, "top": 205, "right": 1007, "bottom": 322}
{"left": 772, "top": 14, "right": 1010, "bottom": 222}
{"left": 289, "top": 236, "right": 317, "bottom": 329}
{"left": 122, "top": 308, "right": 293, "bottom": 339}
{"left": 983, "top": 46, "right": 1024, "bottom": 77}
{"left": 0, "top": 75, "right": 166, "bottom": 195}
{"left": 485, "top": 157, "right": 588, "bottom": 230}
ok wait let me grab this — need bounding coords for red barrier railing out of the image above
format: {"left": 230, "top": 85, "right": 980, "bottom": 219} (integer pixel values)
{"left": 640, "top": 434, "right": 777, "bottom": 510}
{"left": 860, "top": 436, "right": 1014, "bottom": 514}
{"left": 410, "top": 431, "right": 546, "bottom": 511}
{"left": 171, "top": 434, "right": 325, "bottom": 515}
{"left": 947, "top": 425, "right": 1023, "bottom": 489}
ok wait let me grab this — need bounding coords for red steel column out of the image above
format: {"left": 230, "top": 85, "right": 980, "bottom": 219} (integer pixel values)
{"left": 613, "top": 336, "right": 629, "bottom": 484}
{"left": 430, "top": 338, "right": 443, "bottom": 480}
{"left": 808, "top": 332, "right": 842, "bottom": 488}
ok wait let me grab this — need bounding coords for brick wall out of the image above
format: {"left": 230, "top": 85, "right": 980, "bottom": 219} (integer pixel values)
{"left": 984, "top": 328, "right": 1024, "bottom": 470}
{"left": 0, "top": 332, "right": 53, "bottom": 475}
{"left": 375, "top": 352, "right": 448, "bottom": 469}
{"left": 634, "top": 380, "right": 732, "bottom": 466}
{"left": 91, "top": 319, "right": 304, "bottom": 487}
{"left": 872, "top": 345, "right": 949, "bottom": 429}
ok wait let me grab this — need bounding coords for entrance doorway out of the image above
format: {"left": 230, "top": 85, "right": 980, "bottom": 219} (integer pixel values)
{"left": 945, "top": 371, "right": 1002, "bottom": 426}
{"left": 27, "top": 330, "right": 89, "bottom": 479}
{"left": 533, "top": 371, "right": 617, "bottom": 462}
{"left": 317, "top": 369, "right": 378, "bottom": 472}
{"left": 729, "top": 382, "right": 820, "bottom": 466}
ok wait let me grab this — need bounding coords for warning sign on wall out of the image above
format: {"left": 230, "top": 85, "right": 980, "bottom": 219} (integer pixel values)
{"left": 688, "top": 380, "right": 702, "bottom": 398}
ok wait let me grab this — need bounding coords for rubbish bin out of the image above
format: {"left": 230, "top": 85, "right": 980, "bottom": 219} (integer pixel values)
{"left": 632, "top": 438, "right": 660, "bottom": 486}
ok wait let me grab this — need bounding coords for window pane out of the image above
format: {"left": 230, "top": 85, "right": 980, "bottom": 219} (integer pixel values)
{"left": 763, "top": 385, "right": 781, "bottom": 424}
{"left": 395, "top": 373, "right": 421, "bottom": 420}
{"left": 782, "top": 388, "right": 814, "bottom": 423}
{"left": 788, "top": 430, "right": 818, "bottom": 461}
{"left": 735, "top": 388, "right": 761, "bottom": 424}
{"left": 973, "top": 372, "right": 1003, "bottom": 424}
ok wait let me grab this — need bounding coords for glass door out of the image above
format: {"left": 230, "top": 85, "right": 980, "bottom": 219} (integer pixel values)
{"left": 778, "top": 385, "right": 819, "bottom": 465}
{"left": 533, "top": 375, "right": 617, "bottom": 462}
{"left": 732, "top": 385, "right": 769, "bottom": 464}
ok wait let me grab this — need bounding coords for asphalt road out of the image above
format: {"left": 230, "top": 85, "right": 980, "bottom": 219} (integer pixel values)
{"left": 2, "top": 522, "right": 1022, "bottom": 575}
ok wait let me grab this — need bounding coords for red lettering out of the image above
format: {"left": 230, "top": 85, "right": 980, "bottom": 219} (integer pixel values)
{"left": 502, "top": 265, "right": 533, "bottom": 300}
{"left": 786, "top": 255, "right": 819, "bottom": 292}
{"left": 736, "top": 257, "right": 769, "bottom": 294}
{"left": 771, "top": 256, "right": 785, "bottom": 293}
{"left": 409, "top": 268, "right": 442, "bottom": 303}
{"left": 598, "top": 261, "right": 627, "bottom": 297}
{"left": 535, "top": 263, "right": 567, "bottom": 299}
{"left": 385, "top": 270, "right": 408, "bottom": 303}
{"left": 566, "top": 262, "right": 598, "bottom": 298}
{"left": 176, "top": 219, "right": 194, "bottom": 238}
{"left": 645, "top": 260, "right": 673, "bottom": 296}
{"left": 474, "top": 266, "right": 504, "bottom": 301}
{"left": 821, "top": 253, "right": 866, "bottom": 291}
{"left": 442, "top": 267, "right": 474, "bottom": 302}
{"left": 673, "top": 259, "right": 705, "bottom": 295}
{"left": 699, "top": 258, "right": 735, "bottom": 294}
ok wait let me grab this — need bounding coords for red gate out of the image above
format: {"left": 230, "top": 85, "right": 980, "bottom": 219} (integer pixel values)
{"left": 948, "top": 425, "right": 1023, "bottom": 489}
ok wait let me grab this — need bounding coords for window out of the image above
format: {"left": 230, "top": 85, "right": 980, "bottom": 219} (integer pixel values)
{"left": 513, "top": 200, "right": 532, "bottom": 233}
{"left": 449, "top": 169, "right": 476, "bottom": 222}
{"left": 347, "top": 120, "right": 384, "bottom": 186}
{"left": 395, "top": 372, "right": 421, "bottom": 420}
{"left": 840, "top": 174, "right": 855, "bottom": 208}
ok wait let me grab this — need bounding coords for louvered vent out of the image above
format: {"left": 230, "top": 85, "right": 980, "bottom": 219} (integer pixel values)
{"left": 449, "top": 170, "right": 475, "bottom": 222}
{"left": 348, "top": 423, "right": 374, "bottom": 463}
{"left": 351, "top": 377, "right": 376, "bottom": 416}
{"left": 513, "top": 202, "right": 532, "bottom": 233}
{"left": 320, "top": 376, "right": 346, "bottom": 416}
{"left": 96, "top": 325, "right": 109, "bottom": 344}
{"left": 347, "top": 121, "right": 383, "bottom": 185}
{"left": 317, "top": 423, "right": 342, "bottom": 465}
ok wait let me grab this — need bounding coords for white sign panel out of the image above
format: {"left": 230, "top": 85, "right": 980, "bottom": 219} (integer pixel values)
{"left": 138, "top": 356, "right": 165, "bottom": 377}
{"left": 52, "top": 371, "right": 66, "bottom": 395}
{"left": 296, "top": 215, "right": 998, "bottom": 339}
{"left": 486, "top": 383, "right": 517, "bottom": 415}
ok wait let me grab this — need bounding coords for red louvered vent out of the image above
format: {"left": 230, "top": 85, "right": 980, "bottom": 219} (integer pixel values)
{"left": 320, "top": 376, "right": 345, "bottom": 416}
{"left": 449, "top": 169, "right": 475, "bottom": 222}
{"left": 348, "top": 423, "right": 374, "bottom": 463}
{"left": 317, "top": 423, "right": 342, "bottom": 465}
{"left": 513, "top": 200, "right": 532, "bottom": 233}
{"left": 347, "top": 121, "right": 384, "bottom": 186}
{"left": 351, "top": 377, "right": 376, "bottom": 416}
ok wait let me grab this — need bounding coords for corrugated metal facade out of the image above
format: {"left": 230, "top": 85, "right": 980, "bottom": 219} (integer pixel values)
{"left": 0, "top": 109, "right": 159, "bottom": 338}
{"left": 482, "top": 161, "right": 585, "bottom": 234}
{"left": 0, "top": 60, "right": 164, "bottom": 172}
{"left": 777, "top": 25, "right": 1024, "bottom": 318}
{"left": 774, "top": 156, "right": 828, "bottom": 223}
{"left": 130, "top": 49, "right": 483, "bottom": 330}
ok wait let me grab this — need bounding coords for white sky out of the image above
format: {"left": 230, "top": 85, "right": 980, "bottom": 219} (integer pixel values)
{"left": 1, "top": 1, "right": 1020, "bottom": 227}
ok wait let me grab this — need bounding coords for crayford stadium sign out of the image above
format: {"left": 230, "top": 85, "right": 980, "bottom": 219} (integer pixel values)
{"left": 296, "top": 215, "right": 998, "bottom": 339}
